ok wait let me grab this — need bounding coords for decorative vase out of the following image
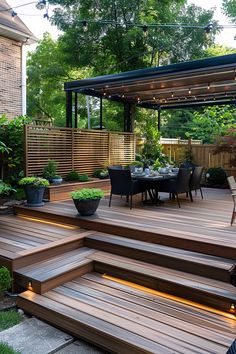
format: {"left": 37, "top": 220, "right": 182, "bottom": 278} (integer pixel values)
{"left": 24, "top": 185, "right": 45, "bottom": 207}
{"left": 52, "top": 177, "right": 63, "bottom": 185}
{"left": 73, "top": 198, "right": 101, "bottom": 216}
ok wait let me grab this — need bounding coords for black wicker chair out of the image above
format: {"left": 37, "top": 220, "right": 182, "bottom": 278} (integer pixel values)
{"left": 227, "top": 339, "right": 236, "bottom": 354}
{"left": 189, "top": 166, "right": 204, "bottom": 199}
{"left": 157, "top": 168, "right": 192, "bottom": 208}
{"left": 108, "top": 168, "right": 142, "bottom": 209}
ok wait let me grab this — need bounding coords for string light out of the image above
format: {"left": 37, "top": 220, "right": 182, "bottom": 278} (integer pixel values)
{"left": 171, "top": 92, "right": 174, "bottom": 98}
{"left": 36, "top": 0, "right": 46, "bottom": 10}
{"left": 11, "top": 10, "right": 17, "bottom": 18}
{"left": 188, "top": 88, "right": 191, "bottom": 94}
{"left": 207, "top": 82, "right": 211, "bottom": 90}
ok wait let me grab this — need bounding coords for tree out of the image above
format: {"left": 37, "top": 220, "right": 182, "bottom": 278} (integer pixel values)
{"left": 27, "top": 33, "right": 92, "bottom": 127}
{"left": 222, "top": 0, "right": 236, "bottom": 20}
{"left": 185, "top": 106, "right": 236, "bottom": 143}
{"left": 48, "top": 0, "right": 217, "bottom": 74}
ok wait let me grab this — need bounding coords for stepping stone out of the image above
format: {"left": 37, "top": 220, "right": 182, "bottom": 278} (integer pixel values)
{"left": 54, "top": 340, "right": 109, "bottom": 354}
{"left": 0, "top": 317, "right": 73, "bottom": 354}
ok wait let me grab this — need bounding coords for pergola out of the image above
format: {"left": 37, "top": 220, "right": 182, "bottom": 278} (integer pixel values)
{"left": 64, "top": 53, "right": 236, "bottom": 132}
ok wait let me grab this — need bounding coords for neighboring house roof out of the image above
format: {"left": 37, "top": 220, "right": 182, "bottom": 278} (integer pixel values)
{"left": 0, "top": 0, "right": 37, "bottom": 43}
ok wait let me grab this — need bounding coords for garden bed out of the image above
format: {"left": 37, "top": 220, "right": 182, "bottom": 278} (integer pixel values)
{"left": 44, "top": 178, "right": 111, "bottom": 202}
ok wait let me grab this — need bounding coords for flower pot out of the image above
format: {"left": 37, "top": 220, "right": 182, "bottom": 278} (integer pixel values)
{"left": 52, "top": 178, "right": 63, "bottom": 185}
{"left": 73, "top": 198, "right": 101, "bottom": 216}
{"left": 24, "top": 185, "right": 45, "bottom": 207}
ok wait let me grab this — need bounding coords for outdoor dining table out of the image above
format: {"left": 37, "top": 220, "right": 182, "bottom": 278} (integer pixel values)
{"left": 132, "top": 173, "right": 178, "bottom": 205}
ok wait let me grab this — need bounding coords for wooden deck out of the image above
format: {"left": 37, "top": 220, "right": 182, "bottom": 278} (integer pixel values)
{"left": 14, "top": 188, "right": 236, "bottom": 258}
{"left": 18, "top": 273, "right": 236, "bottom": 354}
{"left": 0, "top": 187, "right": 235, "bottom": 353}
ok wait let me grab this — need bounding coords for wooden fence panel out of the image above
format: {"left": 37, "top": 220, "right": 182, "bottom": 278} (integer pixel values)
{"left": 24, "top": 126, "right": 135, "bottom": 177}
{"left": 162, "top": 143, "right": 236, "bottom": 177}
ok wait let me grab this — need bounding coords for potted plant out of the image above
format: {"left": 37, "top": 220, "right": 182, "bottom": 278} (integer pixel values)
{"left": 0, "top": 181, "right": 16, "bottom": 205}
{"left": 19, "top": 177, "right": 49, "bottom": 207}
{"left": 52, "top": 175, "right": 63, "bottom": 185}
{"left": 70, "top": 188, "right": 104, "bottom": 216}
{"left": 42, "top": 160, "right": 58, "bottom": 182}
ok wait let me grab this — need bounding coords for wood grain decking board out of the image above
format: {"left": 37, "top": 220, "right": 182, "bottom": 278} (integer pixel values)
{"left": 85, "top": 233, "right": 235, "bottom": 282}
{"left": 17, "top": 272, "right": 236, "bottom": 354}
{"left": 14, "top": 188, "right": 236, "bottom": 258}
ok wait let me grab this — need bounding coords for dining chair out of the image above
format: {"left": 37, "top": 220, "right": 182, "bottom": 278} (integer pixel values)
{"left": 227, "top": 176, "right": 236, "bottom": 225}
{"left": 108, "top": 168, "right": 142, "bottom": 209}
{"left": 157, "top": 168, "right": 192, "bottom": 208}
{"left": 227, "top": 176, "right": 236, "bottom": 192}
{"left": 189, "top": 166, "right": 204, "bottom": 199}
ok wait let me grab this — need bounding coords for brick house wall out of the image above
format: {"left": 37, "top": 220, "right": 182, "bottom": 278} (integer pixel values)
{"left": 0, "top": 35, "right": 22, "bottom": 119}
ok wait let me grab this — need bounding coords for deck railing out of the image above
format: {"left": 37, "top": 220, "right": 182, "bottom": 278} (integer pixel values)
{"left": 24, "top": 125, "right": 135, "bottom": 177}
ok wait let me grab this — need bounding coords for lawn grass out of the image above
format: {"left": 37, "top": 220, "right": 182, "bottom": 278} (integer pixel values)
{"left": 0, "top": 342, "right": 21, "bottom": 354}
{"left": 0, "top": 310, "right": 23, "bottom": 331}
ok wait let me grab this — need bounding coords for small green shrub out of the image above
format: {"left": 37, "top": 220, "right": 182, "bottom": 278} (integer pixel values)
{"left": 0, "top": 342, "right": 21, "bottom": 354}
{"left": 79, "top": 174, "right": 89, "bottom": 182}
{"left": 71, "top": 188, "right": 104, "bottom": 200}
{"left": 0, "top": 181, "right": 16, "bottom": 197}
{"left": 53, "top": 175, "right": 62, "bottom": 179}
{"left": 12, "top": 188, "right": 25, "bottom": 201}
{"left": 19, "top": 177, "right": 49, "bottom": 187}
{"left": 205, "top": 167, "right": 227, "bottom": 186}
{"left": 0, "top": 310, "right": 23, "bottom": 331}
{"left": 42, "top": 160, "right": 58, "bottom": 179}
{"left": 0, "top": 267, "right": 11, "bottom": 294}
{"left": 65, "top": 170, "right": 80, "bottom": 181}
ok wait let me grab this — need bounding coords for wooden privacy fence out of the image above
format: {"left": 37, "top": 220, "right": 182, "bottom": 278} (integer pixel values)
{"left": 162, "top": 143, "right": 236, "bottom": 177}
{"left": 24, "top": 125, "right": 135, "bottom": 177}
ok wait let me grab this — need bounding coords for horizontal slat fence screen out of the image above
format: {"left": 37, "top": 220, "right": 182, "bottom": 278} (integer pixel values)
{"left": 24, "top": 125, "right": 135, "bottom": 177}
{"left": 162, "top": 143, "right": 236, "bottom": 177}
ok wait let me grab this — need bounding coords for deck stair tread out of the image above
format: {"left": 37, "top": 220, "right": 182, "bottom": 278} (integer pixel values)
{"left": 14, "top": 247, "right": 95, "bottom": 294}
{"left": 15, "top": 247, "right": 95, "bottom": 281}
{"left": 17, "top": 273, "right": 236, "bottom": 354}
{"left": 90, "top": 251, "right": 236, "bottom": 311}
{"left": 85, "top": 233, "right": 236, "bottom": 282}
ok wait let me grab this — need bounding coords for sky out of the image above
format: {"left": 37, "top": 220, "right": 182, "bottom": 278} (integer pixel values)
{"left": 7, "top": 0, "right": 236, "bottom": 49}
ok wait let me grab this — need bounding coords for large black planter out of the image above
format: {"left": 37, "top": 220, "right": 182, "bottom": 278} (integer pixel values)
{"left": 73, "top": 198, "right": 101, "bottom": 216}
{"left": 24, "top": 185, "right": 45, "bottom": 207}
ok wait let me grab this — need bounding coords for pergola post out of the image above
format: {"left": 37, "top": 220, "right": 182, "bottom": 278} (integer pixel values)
{"left": 74, "top": 92, "right": 78, "bottom": 128}
{"left": 100, "top": 98, "right": 103, "bottom": 130}
{"left": 66, "top": 91, "right": 73, "bottom": 128}
{"left": 124, "top": 102, "right": 135, "bottom": 132}
{"left": 158, "top": 109, "right": 161, "bottom": 131}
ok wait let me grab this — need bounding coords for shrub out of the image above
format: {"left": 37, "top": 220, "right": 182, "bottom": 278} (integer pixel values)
{"left": 79, "top": 174, "right": 89, "bottom": 182}
{"left": 42, "top": 160, "right": 58, "bottom": 180}
{"left": 65, "top": 170, "right": 80, "bottom": 181}
{"left": 71, "top": 188, "right": 104, "bottom": 200}
{"left": 0, "top": 181, "right": 16, "bottom": 197}
{"left": 0, "top": 342, "right": 21, "bottom": 354}
{"left": 0, "top": 267, "right": 11, "bottom": 295}
{"left": 205, "top": 167, "right": 227, "bottom": 186}
{"left": 19, "top": 177, "right": 49, "bottom": 187}
{"left": 53, "top": 175, "right": 62, "bottom": 179}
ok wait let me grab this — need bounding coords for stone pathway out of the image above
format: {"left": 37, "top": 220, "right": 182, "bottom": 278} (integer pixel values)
{"left": 0, "top": 317, "right": 109, "bottom": 354}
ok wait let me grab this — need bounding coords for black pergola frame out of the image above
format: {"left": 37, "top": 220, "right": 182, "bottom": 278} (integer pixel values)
{"left": 64, "top": 53, "right": 236, "bottom": 132}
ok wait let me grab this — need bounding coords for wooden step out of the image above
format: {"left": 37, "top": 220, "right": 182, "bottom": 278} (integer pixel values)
{"left": 85, "top": 233, "right": 236, "bottom": 283}
{"left": 89, "top": 251, "right": 236, "bottom": 313}
{"left": 14, "top": 247, "right": 95, "bottom": 294}
{"left": 17, "top": 273, "right": 236, "bottom": 354}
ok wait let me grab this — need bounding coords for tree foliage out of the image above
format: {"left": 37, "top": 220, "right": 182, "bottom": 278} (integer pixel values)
{"left": 185, "top": 106, "right": 236, "bottom": 143}
{"left": 48, "top": 0, "right": 217, "bottom": 74}
{"left": 222, "top": 0, "right": 236, "bottom": 20}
